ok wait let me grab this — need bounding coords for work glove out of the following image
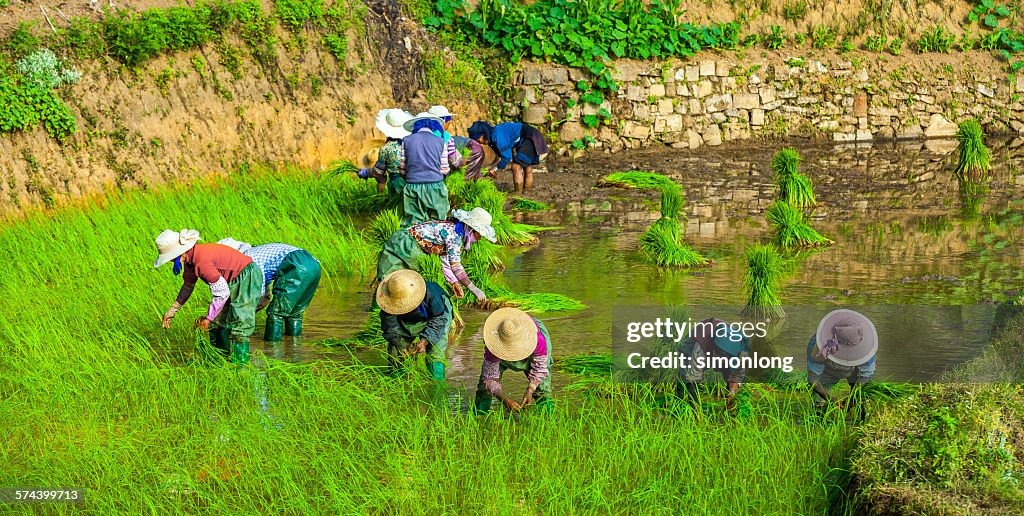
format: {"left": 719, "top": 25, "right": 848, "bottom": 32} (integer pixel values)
{"left": 357, "top": 168, "right": 371, "bottom": 179}
{"left": 468, "top": 285, "right": 486, "bottom": 301}
{"left": 162, "top": 301, "right": 182, "bottom": 328}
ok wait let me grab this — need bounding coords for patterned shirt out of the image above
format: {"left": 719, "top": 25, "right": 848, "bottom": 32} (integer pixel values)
{"left": 481, "top": 318, "right": 551, "bottom": 398}
{"left": 372, "top": 140, "right": 404, "bottom": 182}
{"left": 408, "top": 221, "right": 469, "bottom": 284}
{"left": 243, "top": 243, "right": 300, "bottom": 294}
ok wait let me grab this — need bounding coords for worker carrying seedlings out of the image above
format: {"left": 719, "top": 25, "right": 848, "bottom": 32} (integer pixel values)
{"left": 155, "top": 229, "right": 262, "bottom": 364}
{"left": 376, "top": 269, "right": 453, "bottom": 380}
{"left": 358, "top": 108, "right": 413, "bottom": 203}
{"left": 807, "top": 309, "right": 878, "bottom": 420}
{"left": 676, "top": 317, "right": 751, "bottom": 412}
{"left": 398, "top": 112, "right": 463, "bottom": 227}
{"left": 376, "top": 207, "right": 496, "bottom": 301}
{"left": 474, "top": 307, "right": 554, "bottom": 414}
{"left": 468, "top": 120, "right": 549, "bottom": 193}
{"left": 428, "top": 105, "right": 487, "bottom": 182}
{"left": 216, "top": 238, "right": 322, "bottom": 342}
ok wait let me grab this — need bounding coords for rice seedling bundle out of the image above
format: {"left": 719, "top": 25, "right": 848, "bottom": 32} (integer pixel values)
{"left": 954, "top": 119, "right": 991, "bottom": 181}
{"left": 767, "top": 201, "right": 833, "bottom": 249}
{"left": 659, "top": 184, "right": 684, "bottom": 219}
{"left": 556, "top": 353, "right": 614, "bottom": 376}
{"left": 741, "top": 244, "right": 786, "bottom": 321}
{"left": 771, "top": 148, "right": 816, "bottom": 208}
{"left": 325, "top": 159, "right": 360, "bottom": 176}
{"left": 511, "top": 197, "right": 552, "bottom": 212}
{"left": 638, "top": 187, "right": 708, "bottom": 268}
{"left": 366, "top": 209, "right": 402, "bottom": 249}
{"left": 597, "top": 171, "right": 678, "bottom": 190}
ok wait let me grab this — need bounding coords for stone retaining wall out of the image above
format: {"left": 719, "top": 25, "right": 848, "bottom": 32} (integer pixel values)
{"left": 513, "top": 52, "right": 1024, "bottom": 153}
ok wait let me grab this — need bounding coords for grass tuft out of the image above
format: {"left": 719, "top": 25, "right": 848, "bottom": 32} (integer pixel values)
{"left": 771, "top": 148, "right": 816, "bottom": 208}
{"left": 639, "top": 185, "right": 708, "bottom": 268}
{"left": 741, "top": 244, "right": 786, "bottom": 321}
{"left": 954, "top": 119, "right": 991, "bottom": 181}
{"left": 767, "top": 201, "right": 833, "bottom": 249}
{"left": 511, "top": 197, "right": 552, "bottom": 212}
{"left": 597, "top": 171, "right": 678, "bottom": 190}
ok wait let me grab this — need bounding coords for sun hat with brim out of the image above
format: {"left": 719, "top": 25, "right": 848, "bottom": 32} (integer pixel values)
{"left": 452, "top": 207, "right": 497, "bottom": 243}
{"left": 483, "top": 307, "right": 539, "bottom": 362}
{"left": 154, "top": 229, "right": 201, "bottom": 268}
{"left": 712, "top": 327, "right": 751, "bottom": 357}
{"left": 375, "top": 108, "right": 413, "bottom": 139}
{"left": 815, "top": 309, "right": 878, "bottom": 367}
{"left": 217, "top": 237, "right": 252, "bottom": 253}
{"left": 357, "top": 139, "right": 384, "bottom": 168}
{"left": 403, "top": 112, "right": 445, "bottom": 132}
{"left": 427, "top": 105, "right": 457, "bottom": 120}
{"left": 376, "top": 269, "right": 427, "bottom": 315}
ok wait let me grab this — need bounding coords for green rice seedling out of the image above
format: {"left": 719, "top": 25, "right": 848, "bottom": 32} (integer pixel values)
{"left": 771, "top": 148, "right": 816, "bottom": 208}
{"left": 556, "top": 353, "right": 614, "bottom": 376}
{"left": 331, "top": 170, "right": 387, "bottom": 213}
{"left": 366, "top": 208, "right": 401, "bottom": 249}
{"left": 741, "top": 244, "right": 786, "bottom": 321}
{"left": 325, "top": 159, "right": 359, "bottom": 176}
{"left": 659, "top": 184, "right": 684, "bottom": 219}
{"left": 767, "top": 201, "right": 833, "bottom": 249}
{"left": 639, "top": 218, "right": 710, "bottom": 268}
{"left": 511, "top": 197, "right": 552, "bottom": 212}
{"left": 597, "top": 171, "right": 678, "bottom": 190}
{"left": 954, "top": 119, "right": 991, "bottom": 181}
{"left": 957, "top": 177, "right": 989, "bottom": 220}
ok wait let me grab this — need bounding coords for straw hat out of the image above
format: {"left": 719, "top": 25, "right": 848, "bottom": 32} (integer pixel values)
{"left": 376, "top": 269, "right": 427, "bottom": 315}
{"left": 452, "top": 207, "right": 497, "bottom": 243}
{"left": 815, "top": 309, "right": 878, "bottom": 367}
{"left": 154, "top": 229, "right": 201, "bottom": 268}
{"left": 375, "top": 108, "right": 413, "bottom": 139}
{"left": 357, "top": 139, "right": 384, "bottom": 168}
{"left": 217, "top": 237, "right": 252, "bottom": 253}
{"left": 427, "top": 105, "right": 457, "bottom": 119}
{"left": 403, "top": 112, "right": 445, "bottom": 132}
{"left": 483, "top": 307, "right": 538, "bottom": 361}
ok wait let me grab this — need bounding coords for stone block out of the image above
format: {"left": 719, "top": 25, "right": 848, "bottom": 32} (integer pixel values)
{"left": 833, "top": 132, "right": 856, "bottom": 142}
{"left": 715, "top": 61, "right": 731, "bottom": 77}
{"left": 855, "top": 129, "right": 873, "bottom": 141}
{"left": 699, "top": 61, "right": 716, "bottom": 76}
{"left": 657, "top": 98, "right": 674, "bottom": 115}
{"left": 694, "top": 80, "right": 714, "bottom": 98}
{"left": 923, "top": 113, "right": 957, "bottom": 138}
{"left": 622, "top": 122, "right": 651, "bottom": 139}
{"left": 777, "top": 88, "right": 797, "bottom": 99}
{"left": 705, "top": 93, "right": 733, "bottom": 113}
{"left": 627, "top": 85, "right": 646, "bottom": 102}
{"left": 514, "top": 86, "right": 537, "bottom": 103}
{"left": 649, "top": 83, "right": 666, "bottom": 97}
{"left": 750, "top": 109, "right": 765, "bottom": 126}
{"left": 703, "top": 124, "right": 723, "bottom": 146}
{"left": 686, "top": 65, "right": 700, "bottom": 82}
{"left": 687, "top": 129, "right": 703, "bottom": 149}
{"left": 689, "top": 99, "right": 703, "bottom": 113}
{"left": 677, "top": 84, "right": 691, "bottom": 97}
{"left": 977, "top": 83, "right": 995, "bottom": 98}
{"left": 611, "top": 62, "right": 642, "bottom": 82}
{"left": 734, "top": 93, "right": 760, "bottom": 110}
{"left": 523, "top": 106, "right": 548, "bottom": 125}
{"left": 559, "top": 122, "right": 587, "bottom": 142}
{"left": 632, "top": 103, "right": 650, "bottom": 119}
{"left": 540, "top": 68, "right": 569, "bottom": 86}
{"left": 665, "top": 114, "right": 684, "bottom": 132}
{"left": 674, "top": 101, "right": 688, "bottom": 115}
{"left": 522, "top": 67, "right": 542, "bottom": 85}
{"left": 853, "top": 93, "right": 868, "bottom": 117}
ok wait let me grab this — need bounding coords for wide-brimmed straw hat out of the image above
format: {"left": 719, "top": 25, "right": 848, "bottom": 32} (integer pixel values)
{"left": 376, "top": 269, "right": 427, "bottom": 315}
{"left": 452, "top": 207, "right": 497, "bottom": 243}
{"left": 483, "top": 307, "right": 538, "bottom": 361}
{"left": 154, "top": 229, "right": 201, "bottom": 268}
{"left": 357, "top": 138, "right": 384, "bottom": 168}
{"left": 217, "top": 237, "right": 252, "bottom": 253}
{"left": 375, "top": 108, "right": 413, "bottom": 139}
{"left": 815, "top": 309, "right": 878, "bottom": 367}
{"left": 427, "top": 105, "right": 457, "bottom": 120}
{"left": 403, "top": 112, "right": 445, "bottom": 132}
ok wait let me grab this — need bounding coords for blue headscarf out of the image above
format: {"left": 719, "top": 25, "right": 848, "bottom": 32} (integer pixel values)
{"left": 412, "top": 118, "right": 444, "bottom": 135}
{"left": 172, "top": 256, "right": 183, "bottom": 276}
{"left": 467, "top": 121, "right": 493, "bottom": 143}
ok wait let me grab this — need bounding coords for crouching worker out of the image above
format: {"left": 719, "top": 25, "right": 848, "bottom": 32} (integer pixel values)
{"left": 676, "top": 317, "right": 751, "bottom": 412}
{"left": 808, "top": 309, "right": 878, "bottom": 420}
{"left": 377, "top": 207, "right": 496, "bottom": 301}
{"left": 217, "top": 239, "right": 322, "bottom": 341}
{"left": 376, "top": 269, "right": 452, "bottom": 381}
{"left": 474, "top": 308, "right": 554, "bottom": 414}
{"left": 155, "top": 229, "right": 261, "bottom": 364}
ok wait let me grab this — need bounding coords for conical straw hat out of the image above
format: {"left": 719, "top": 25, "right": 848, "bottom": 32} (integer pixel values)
{"left": 376, "top": 269, "right": 427, "bottom": 315}
{"left": 483, "top": 307, "right": 538, "bottom": 361}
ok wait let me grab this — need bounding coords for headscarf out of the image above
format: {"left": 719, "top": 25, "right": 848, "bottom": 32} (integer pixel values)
{"left": 467, "top": 121, "right": 493, "bottom": 143}
{"left": 454, "top": 221, "right": 479, "bottom": 250}
{"left": 412, "top": 118, "right": 444, "bottom": 135}
{"left": 172, "top": 256, "right": 183, "bottom": 276}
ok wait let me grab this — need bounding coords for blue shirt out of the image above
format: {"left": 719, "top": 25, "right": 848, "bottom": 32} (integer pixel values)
{"left": 491, "top": 122, "right": 523, "bottom": 170}
{"left": 244, "top": 243, "right": 301, "bottom": 294}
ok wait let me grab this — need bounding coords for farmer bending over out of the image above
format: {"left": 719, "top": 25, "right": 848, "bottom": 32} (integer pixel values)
{"left": 676, "top": 317, "right": 751, "bottom": 412}
{"left": 155, "top": 229, "right": 262, "bottom": 364}
{"left": 474, "top": 307, "right": 554, "bottom": 414}
{"left": 376, "top": 269, "right": 453, "bottom": 381}
{"left": 468, "top": 120, "right": 549, "bottom": 194}
{"left": 807, "top": 309, "right": 878, "bottom": 421}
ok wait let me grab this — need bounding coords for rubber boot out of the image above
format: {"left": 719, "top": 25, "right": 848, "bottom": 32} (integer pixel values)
{"left": 428, "top": 361, "right": 445, "bottom": 382}
{"left": 284, "top": 317, "right": 303, "bottom": 337}
{"left": 473, "top": 396, "right": 492, "bottom": 415}
{"left": 209, "top": 327, "right": 231, "bottom": 358}
{"left": 230, "top": 340, "right": 250, "bottom": 365}
{"left": 264, "top": 315, "right": 285, "bottom": 342}
{"left": 535, "top": 398, "right": 555, "bottom": 414}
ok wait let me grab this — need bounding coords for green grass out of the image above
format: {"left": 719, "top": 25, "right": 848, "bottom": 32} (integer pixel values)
{"left": 597, "top": 171, "right": 678, "bottom": 190}
{"left": 741, "top": 244, "right": 786, "bottom": 321}
{"left": 511, "top": 197, "right": 552, "bottom": 212}
{"left": 767, "top": 200, "right": 833, "bottom": 249}
{"left": 954, "top": 119, "right": 991, "bottom": 182}
{"left": 771, "top": 148, "right": 817, "bottom": 208}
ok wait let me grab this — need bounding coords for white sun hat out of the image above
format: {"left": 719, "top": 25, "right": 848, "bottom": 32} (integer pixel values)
{"left": 375, "top": 108, "right": 414, "bottom": 139}
{"left": 452, "top": 207, "right": 497, "bottom": 243}
{"left": 376, "top": 269, "right": 427, "bottom": 315}
{"left": 154, "top": 229, "right": 201, "bottom": 268}
{"left": 217, "top": 237, "right": 252, "bottom": 253}
{"left": 427, "top": 105, "right": 457, "bottom": 119}
{"left": 403, "top": 112, "right": 445, "bottom": 132}
{"left": 483, "top": 307, "right": 539, "bottom": 361}
{"left": 815, "top": 309, "right": 879, "bottom": 367}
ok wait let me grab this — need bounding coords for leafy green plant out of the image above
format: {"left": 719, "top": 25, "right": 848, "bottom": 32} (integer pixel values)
{"left": 888, "top": 37, "right": 903, "bottom": 55}
{"left": 864, "top": 34, "right": 887, "bottom": 52}
{"left": 15, "top": 49, "right": 81, "bottom": 89}
{"left": 771, "top": 148, "right": 816, "bottom": 208}
{"left": 5, "top": 22, "right": 40, "bottom": 59}
{"left": 958, "top": 32, "right": 978, "bottom": 51}
{"left": 811, "top": 26, "right": 837, "bottom": 49}
{"left": 658, "top": 183, "right": 683, "bottom": 219}
{"left": 782, "top": 0, "right": 807, "bottom": 21}
{"left": 273, "top": 0, "right": 324, "bottom": 32}
{"left": 767, "top": 201, "right": 833, "bottom": 249}
{"left": 916, "top": 26, "right": 955, "bottom": 53}
{"left": 741, "top": 244, "right": 786, "bottom": 321}
{"left": 597, "top": 171, "right": 677, "bottom": 190}
{"left": 639, "top": 218, "right": 708, "bottom": 268}
{"left": 954, "top": 119, "right": 991, "bottom": 181}
{"left": 969, "top": 0, "right": 1012, "bottom": 29}
{"left": 764, "top": 25, "right": 785, "bottom": 50}
{"left": 837, "top": 39, "right": 854, "bottom": 54}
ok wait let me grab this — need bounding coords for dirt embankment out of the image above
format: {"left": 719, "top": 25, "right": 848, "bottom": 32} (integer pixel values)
{"left": 0, "top": 0, "right": 488, "bottom": 213}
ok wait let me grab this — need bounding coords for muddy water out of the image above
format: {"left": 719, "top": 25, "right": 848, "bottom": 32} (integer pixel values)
{"left": 252, "top": 138, "right": 1024, "bottom": 392}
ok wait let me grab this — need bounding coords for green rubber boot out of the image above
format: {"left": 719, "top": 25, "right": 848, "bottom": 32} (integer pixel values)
{"left": 284, "top": 317, "right": 303, "bottom": 337}
{"left": 535, "top": 398, "right": 555, "bottom": 414}
{"left": 473, "top": 396, "right": 492, "bottom": 415}
{"left": 429, "top": 361, "right": 445, "bottom": 382}
{"left": 264, "top": 315, "right": 285, "bottom": 342}
{"left": 230, "top": 340, "right": 250, "bottom": 365}
{"left": 209, "top": 327, "right": 231, "bottom": 357}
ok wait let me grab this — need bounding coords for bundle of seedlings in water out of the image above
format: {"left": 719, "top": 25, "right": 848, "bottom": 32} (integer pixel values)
{"left": 741, "top": 244, "right": 786, "bottom": 321}
{"left": 597, "top": 171, "right": 678, "bottom": 190}
{"left": 555, "top": 353, "right": 614, "bottom": 377}
{"left": 511, "top": 197, "right": 552, "bottom": 212}
{"left": 771, "top": 148, "right": 816, "bottom": 208}
{"left": 446, "top": 173, "right": 542, "bottom": 246}
{"left": 767, "top": 200, "right": 833, "bottom": 249}
{"left": 954, "top": 119, "right": 991, "bottom": 182}
{"left": 639, "top": 186, "right": 709, "bottom": 268}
